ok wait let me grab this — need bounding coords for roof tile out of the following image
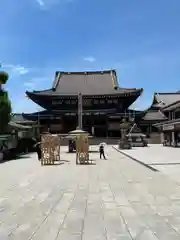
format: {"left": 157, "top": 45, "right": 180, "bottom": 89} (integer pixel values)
{"left": 154, "top": 93, "right": 180, "bottom": 106}
{"left": 143, "top": 110, "right": 167, "bottom": 121}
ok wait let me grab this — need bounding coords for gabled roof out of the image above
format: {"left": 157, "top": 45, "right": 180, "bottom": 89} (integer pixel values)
{"left": 142, "top": 110, "right": 167, "bottom": 121}
{"left": 11, "top": 113, "right": 26, "bottom": 122}
{"left": 128, "top": 123, "right": 142, "bottom": 134}
{"left": 27, "top": 70, "right": 143, "bottom": 96}
{"left": 152, "top": 92, "right": 180, "bottom": 108}
{"left": 127, "top": 123, "right": 146, "bottom": 137}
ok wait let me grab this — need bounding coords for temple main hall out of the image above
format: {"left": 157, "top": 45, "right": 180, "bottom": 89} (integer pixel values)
{"left": 23, "top": 70, "right": 143, "bottom": 137}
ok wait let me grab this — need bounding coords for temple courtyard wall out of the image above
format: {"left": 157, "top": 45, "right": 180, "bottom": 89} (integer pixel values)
{"left": 0, "top": 145, "right": 180, "bottom": 239}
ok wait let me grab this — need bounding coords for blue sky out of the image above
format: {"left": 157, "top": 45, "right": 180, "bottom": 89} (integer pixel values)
{"left": 1, "top": 0, "right": 180, "bottom": 112}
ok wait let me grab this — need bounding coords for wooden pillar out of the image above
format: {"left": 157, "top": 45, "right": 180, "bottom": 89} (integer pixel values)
{"left": 160, "top": 132, "right": 164, "bottom": 144}
{"left": 149, "top": 124, "right": 152, "bottom": 133}
{"left": 172, "top": 131, "right": 175, "bottom": 147}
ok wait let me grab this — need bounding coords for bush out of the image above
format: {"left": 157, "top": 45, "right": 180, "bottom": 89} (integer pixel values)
{"left": 0, "top": 71, "right": 9, "bottom": 84}
{"left": 0, "top": 72, "right": 11, "bottom": 134}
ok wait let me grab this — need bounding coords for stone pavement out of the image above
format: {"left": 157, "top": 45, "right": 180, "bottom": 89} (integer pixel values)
{"left": 0, "top": 146, "right": 180, "bottom": 239}
{"left": 115, "top": 144, "right": 180, "bottom": 183}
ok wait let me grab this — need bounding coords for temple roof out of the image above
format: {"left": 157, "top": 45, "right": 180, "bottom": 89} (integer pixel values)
{"left": 127, "top": 123, "right": 146, "bottom": 137}
{"left": 26, "top": 70, "right": 143, "bottom": 97}
{"left": 8, "top": 121, "right": 32, "bottom": 129}
{"left": 152, "top": 92, "right": 180, "bottom": 108}
{"left": 11, "top": 113, "right": 35, "bottom": 124}
{"left": 142, "top": 110, "right": 167, "bottom": 121}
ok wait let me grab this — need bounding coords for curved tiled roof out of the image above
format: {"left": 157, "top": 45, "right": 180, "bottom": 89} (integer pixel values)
{"left": 153, "top": 92, "right": 180, "bottom": 107}
{"left": 142, "top": 110, "right": 167, "bottom": 121}
{"left": 26, "top": 70, "right": 143, "bottom": 97}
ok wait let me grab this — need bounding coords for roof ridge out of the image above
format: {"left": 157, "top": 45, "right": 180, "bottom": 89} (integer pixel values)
{"left": 55, "top": 69, "right": 116, "bottom": 75}
{"left": 155, "top": 92, "right": 180, "bottom": 95}
{"left": 52, "top": 72, "right": 61, "bottom": 89}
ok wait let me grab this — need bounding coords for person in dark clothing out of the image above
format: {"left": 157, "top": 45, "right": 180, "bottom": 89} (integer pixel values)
{"left": 33, "top": 138, "right": 41, "bottom": 161}
{"left": 99, "top": 144, "right": 106, "bottom": 159}
{"left": 36, "top": 143, "right": 41, "bottom": 161}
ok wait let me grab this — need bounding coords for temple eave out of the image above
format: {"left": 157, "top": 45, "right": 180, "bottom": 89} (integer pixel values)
{"left": 26, "top": 88, "right": 143, "bottom": 98}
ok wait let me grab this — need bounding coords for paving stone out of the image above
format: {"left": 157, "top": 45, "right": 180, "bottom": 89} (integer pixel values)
{"left": 1, "top": 146, "right": 180, "bottom": 239}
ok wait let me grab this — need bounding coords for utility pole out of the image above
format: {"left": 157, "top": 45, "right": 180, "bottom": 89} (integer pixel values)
{"left": 78, "top": 92, "right": 83, "bottom": 129}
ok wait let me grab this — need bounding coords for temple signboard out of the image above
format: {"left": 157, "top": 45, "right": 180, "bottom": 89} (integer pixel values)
{"left": 163, "top": 125, "right": 174, "bottom": 131}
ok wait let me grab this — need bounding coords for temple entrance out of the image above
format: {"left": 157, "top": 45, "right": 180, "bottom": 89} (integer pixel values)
{"left": 63, "top": 116, "right": 77, "bottom": 133}
{"left": 108, "top": 130, "right": 121, "bottom": 138}
{"left": 94, "top": 126, "right": 107, "bottom": 137}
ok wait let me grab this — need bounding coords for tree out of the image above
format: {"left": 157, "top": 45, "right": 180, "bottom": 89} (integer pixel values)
{"left": 0, "top": 71, "right": 12, "bottom": 134}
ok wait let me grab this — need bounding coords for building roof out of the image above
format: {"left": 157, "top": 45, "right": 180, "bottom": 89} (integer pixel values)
{"left": 161, "top": 100, "right": 180, "bottom": 111}
{"left": 128, "top": 123, "right": 142, "bottom": 134}
{"left": 8, "top": 121, "right": 32, "bottom": 129}
{"left": 152, "top": 92, "right": 180, "bottom": 108}
{"left": 142, "top": 110, "right": 167, "bottom": 121}
{"left": 26, "top": 70, "right": 143, "bottom": 97}
{"left": 11, "top": 113, "right": 35, "bottom": 124}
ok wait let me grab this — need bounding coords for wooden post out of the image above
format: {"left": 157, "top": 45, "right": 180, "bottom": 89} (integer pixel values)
{"left": 78, "top": 92, "right": 83, "bottom": 129}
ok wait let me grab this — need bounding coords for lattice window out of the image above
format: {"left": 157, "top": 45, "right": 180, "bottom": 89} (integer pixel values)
{"left": 71, "top": 100, "right": 77, "bottom": 104}
{"left": 100, "top": 100, "right": 105, "bottom": 104}
{"left": 113, "top": 99, "right": 118, "bottom": 104}
{"left": 93, "top": 100, "right": 99, "bottom": 104}
{"left": 84, "top": 99, "right": 92, "bottom": 106}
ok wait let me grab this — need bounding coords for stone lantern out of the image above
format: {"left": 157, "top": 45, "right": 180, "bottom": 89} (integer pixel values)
{"left": 119, "top": 118, "right": 131, "bottom": 149}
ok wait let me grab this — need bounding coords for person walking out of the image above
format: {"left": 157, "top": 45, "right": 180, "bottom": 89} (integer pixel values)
{"left": 99, "top": 143, "right": 106, "bottom": 159}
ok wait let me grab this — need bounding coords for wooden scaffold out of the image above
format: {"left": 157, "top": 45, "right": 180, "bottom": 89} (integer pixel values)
{"left": 68, "top": 128, "right": 92, "bottom": 164}
{"left": 40, "top": 134, "right": 60, "bottom": 165}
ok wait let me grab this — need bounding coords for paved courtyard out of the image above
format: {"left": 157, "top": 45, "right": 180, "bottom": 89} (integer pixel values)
{"left": 1, "top": 146, "right": 180, "bottom": 239}
{"left": 116, "top": 144, "right": 180, "bottom": 183}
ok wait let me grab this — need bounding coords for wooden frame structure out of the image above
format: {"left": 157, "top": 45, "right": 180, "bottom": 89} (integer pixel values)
{"left": 40, "top": 134, "right": 60, "bottom": 165}
{"left": 75, "top": 135, "right": 90, "bottom": 164}
{"left": 68, "top": 128, "right": 92, "bottom": 164}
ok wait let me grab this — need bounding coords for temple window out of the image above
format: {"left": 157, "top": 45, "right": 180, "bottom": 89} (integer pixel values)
{"left": 100, "top": 100, "right": 105, "bottom": 104}
{"left": 84, "top": 99, "right": 91, "bottom": 106}
{"left": 71, "top": 100, "right": 76, "bottom": 104}
{"left": 113, "top": 99, "right": 118, "bottom": 104}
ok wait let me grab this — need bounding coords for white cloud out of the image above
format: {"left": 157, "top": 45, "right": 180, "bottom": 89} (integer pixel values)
{"left": 1, "top": 64, "right": 29, "bottom": 76}
{"left": 35, "top": 0, "right": 73, "bottom": 9}
{"left": 83, "top": 56, "right": 96, "bottom": 63}
{"left": 36, "top": 0, "right": 45, "bottom": 6}
{"left": 13, "top": 66, "right": 29, "bottom": 75}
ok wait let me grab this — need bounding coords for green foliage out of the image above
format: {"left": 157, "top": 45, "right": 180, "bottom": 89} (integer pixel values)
{"left": 0, "top": 71, "right": 9, "bottom": 84}
{"left": 0, "top": 72, "right": 12, "bottom": 134}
